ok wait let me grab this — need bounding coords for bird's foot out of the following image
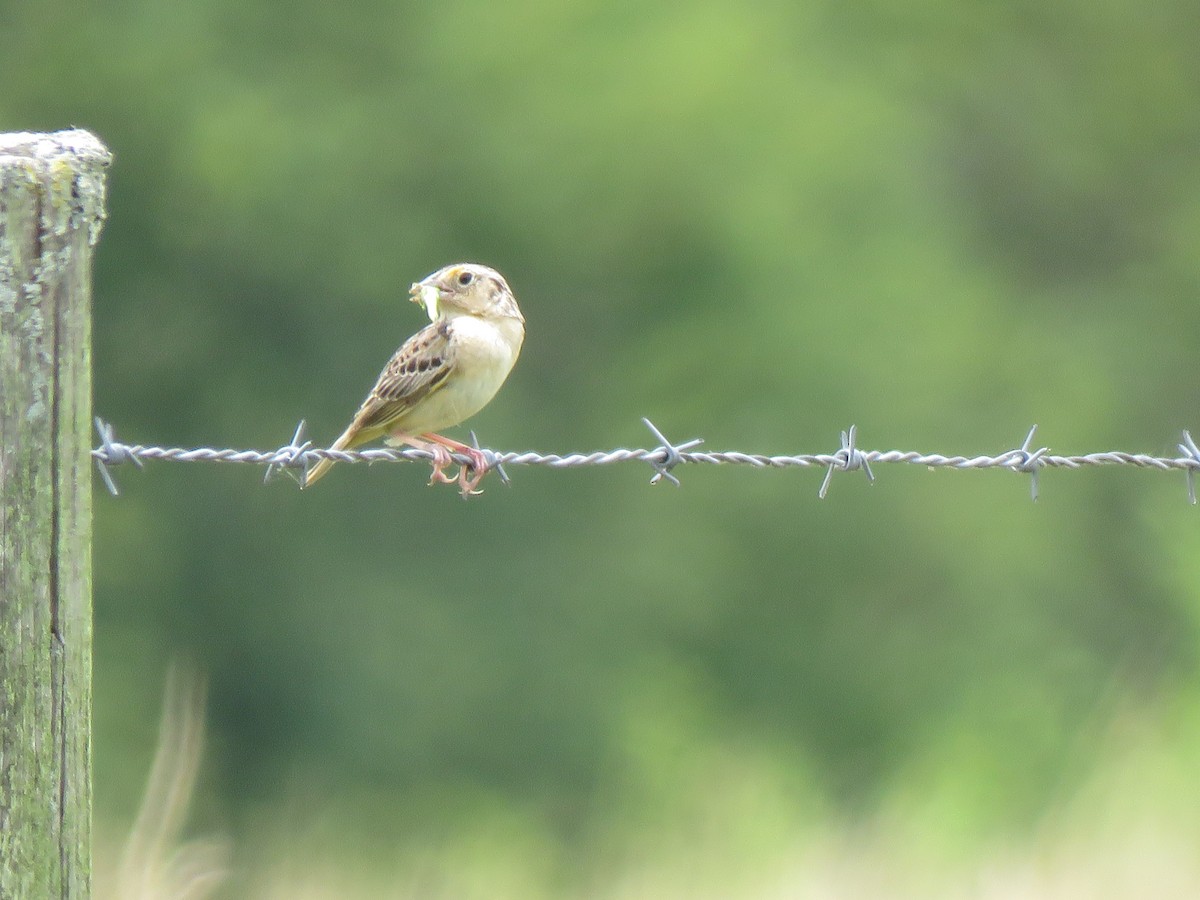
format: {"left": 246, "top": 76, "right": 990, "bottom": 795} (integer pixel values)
{"left": 425, "top": 444, "right": 459, "bottom": 486}
{"left": 420, "top": 435, "right": 490, "bottom": 497}
{"left": 455, "top": 447, "right": 490, "bottom": 497}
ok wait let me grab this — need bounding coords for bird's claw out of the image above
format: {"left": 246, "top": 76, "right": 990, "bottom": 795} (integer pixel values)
{"left": 456, "top": 447, "right": 490, "bottom": 497}
{"left": 426, "top": 445, "right": 457, "bottom": 485}
{"left": 426, "top": 445, "right": 490, "bottom": 497}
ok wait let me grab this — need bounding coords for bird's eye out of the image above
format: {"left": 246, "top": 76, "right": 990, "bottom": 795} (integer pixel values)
{"left": 456, "top": 270, "right": 474, "bottom": 286}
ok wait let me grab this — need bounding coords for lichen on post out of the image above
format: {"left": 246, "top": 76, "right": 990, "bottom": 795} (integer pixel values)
{"left": 0, "top": 129, "right": 111, "bottom": 899}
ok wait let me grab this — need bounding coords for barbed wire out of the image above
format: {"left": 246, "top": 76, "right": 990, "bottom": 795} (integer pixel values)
{"left": 90, "top": 417, "right": 1200, "bottom": 503}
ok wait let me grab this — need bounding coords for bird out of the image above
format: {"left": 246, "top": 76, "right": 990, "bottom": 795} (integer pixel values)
{"left": 303, "top": 262, "right": 525, "bottom": 494}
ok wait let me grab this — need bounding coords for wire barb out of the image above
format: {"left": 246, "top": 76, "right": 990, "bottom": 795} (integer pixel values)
{"left": 1007, "top": 425, "right": 1048, "bottom": 502}
{"left": 263, "top": 420, "right": 312, "bottom": 486}
{"left": 642, "top": 417, "right": 703, "bottom": 486}
{"left": 1178, "top": 430, "right": 1200, "bottom": 505}
{"left": 92, "top": 417, "right": 142, "bottom": 496}
{"left": 470, "top": 430, "right": 509, "bottom": 486}
{"left": 819, "top": 425, "right": 874, "bottom": 499}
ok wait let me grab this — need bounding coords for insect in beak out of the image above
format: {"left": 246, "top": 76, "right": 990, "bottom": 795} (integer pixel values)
{"left": 409, "top": 281, "right": 440, "bottom": 320}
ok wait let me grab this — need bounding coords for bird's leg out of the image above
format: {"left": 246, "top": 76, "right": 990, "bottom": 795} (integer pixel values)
{"left": 389, "top": 432, "right": 458, "bottom": 485}
{"left": 421, "top": 433, "right": 490, "bottom": 496}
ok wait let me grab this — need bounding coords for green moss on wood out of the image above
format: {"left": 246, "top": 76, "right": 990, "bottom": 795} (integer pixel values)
{"left": 0, "top": 128, "right": 108, "bottom": 900}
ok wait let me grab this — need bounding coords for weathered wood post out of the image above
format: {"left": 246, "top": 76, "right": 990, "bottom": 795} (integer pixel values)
{"left": 1, "top": 130, "right": 110, "bottom": 898}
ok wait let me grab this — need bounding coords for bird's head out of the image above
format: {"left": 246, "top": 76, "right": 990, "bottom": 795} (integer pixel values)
{"left": 409, "top": 263, "right": 522, "bottom": 323}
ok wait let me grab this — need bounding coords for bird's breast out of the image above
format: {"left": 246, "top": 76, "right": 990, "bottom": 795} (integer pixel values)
{"left": 411, "top": 315, "right": 523, "bottom": 432}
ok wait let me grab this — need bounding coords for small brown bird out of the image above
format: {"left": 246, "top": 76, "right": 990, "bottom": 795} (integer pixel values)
{"left": 303, "top": 263, "right": 525, "bottom": 493}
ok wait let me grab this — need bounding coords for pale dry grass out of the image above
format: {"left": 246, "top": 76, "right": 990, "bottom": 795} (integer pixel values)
{"left": 97, "top": 666, "right": 229, "bottom": 900}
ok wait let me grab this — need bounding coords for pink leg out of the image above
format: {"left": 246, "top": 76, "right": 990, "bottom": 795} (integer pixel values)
{"left": 389, "top": 431, "right": 459, "bottom": 486}
{"left": 421, "top": 433, "right": 490, "bottom": 496}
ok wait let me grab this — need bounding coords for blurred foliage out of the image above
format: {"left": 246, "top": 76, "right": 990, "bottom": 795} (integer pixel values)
{"left": 5, "top": 0, "right": 1200, "bottom": 891}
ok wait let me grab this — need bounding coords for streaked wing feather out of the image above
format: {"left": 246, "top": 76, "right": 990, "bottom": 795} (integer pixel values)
{"left": 351, "top": 320, "right": 456, "bottom": 434}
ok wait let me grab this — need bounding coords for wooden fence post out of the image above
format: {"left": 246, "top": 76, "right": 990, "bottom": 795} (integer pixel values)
{"left": 0, "top": 130, "right": 111, "bottom": 898}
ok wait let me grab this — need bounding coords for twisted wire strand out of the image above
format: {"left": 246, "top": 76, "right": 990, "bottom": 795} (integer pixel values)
{"left": 89, "top": 417, "right": 1200, "bottom": 501}
{"left": 93, "top": 415, "right": 1200, "bottom": 501}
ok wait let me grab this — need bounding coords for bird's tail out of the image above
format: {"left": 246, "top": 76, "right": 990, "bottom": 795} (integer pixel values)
{"left": 302, "top": 423, "right": 360, "bottom": 489}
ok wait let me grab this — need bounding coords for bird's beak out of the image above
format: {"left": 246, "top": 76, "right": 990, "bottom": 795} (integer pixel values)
{"left": 410, "top": 279, "right": 441, "bottom": 321}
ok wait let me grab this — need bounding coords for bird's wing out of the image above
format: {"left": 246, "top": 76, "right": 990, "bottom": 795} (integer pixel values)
{"left": 349, "top": 319, "right": 457, "bottom": 436}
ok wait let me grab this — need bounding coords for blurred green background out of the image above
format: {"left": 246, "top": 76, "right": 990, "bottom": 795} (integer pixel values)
{"left": 7, "top": 0, "right": 1200, "bottom": 895}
